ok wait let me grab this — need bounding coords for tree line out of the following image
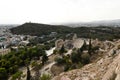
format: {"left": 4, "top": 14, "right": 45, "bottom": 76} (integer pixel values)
{"left": 0, "top": 46, "right": 48, "bottom": 80}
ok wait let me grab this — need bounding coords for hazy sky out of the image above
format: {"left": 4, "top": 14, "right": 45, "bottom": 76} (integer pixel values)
{"left": 0, "top": 0, "right": 120, "bottom": 24}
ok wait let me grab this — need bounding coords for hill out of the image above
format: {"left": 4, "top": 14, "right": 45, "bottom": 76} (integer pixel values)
{"left": 10, "top": 23, "right": 120, "bottom": 40}
{"left": 10, "top": 23, "right": 72, "bottom": 36}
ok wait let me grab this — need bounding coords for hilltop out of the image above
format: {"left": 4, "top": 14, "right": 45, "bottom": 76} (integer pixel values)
{"left": 10, "top": 23, "right": 120, "bottom": 40}
{"left": 10, "top": 23, "right": 71, "bottom": 36}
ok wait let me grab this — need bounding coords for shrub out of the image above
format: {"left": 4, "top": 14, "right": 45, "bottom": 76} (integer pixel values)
{"left": 71, "top": 51, "right": 81, "bottom": 63}
{"left": 53, "top": 49, "right": 58, "bottom": 54}
{"left": 81, "top": 53, "right": 90, "bottom": 64}
{"left": 31, "top": 61, "right": 36, "bottom": 67}
{"left": 39, "top": 74, "right": 51, "bottom": 80}
{"left": 54, "top": 57, "right": 65, "bottom": 64}
{"left": 70, "top": 64, "right": 77, "bottom": 70}
{"left": 0, "top": 68, "right": 8, "bottom": 80}
{"left": 78, "top": 62, "right": 83, "bottom": 68}
{"left": 11, "top": 71, "right": 23, "bottom": 80}
{"left": 117, "top": 45, "right": 120, "bottom": 49}
{"left": 59, "top": 45, "right": 66, "bottom": 56}
{"left": 64, "top": 65, "right": 70, "bottom": 71}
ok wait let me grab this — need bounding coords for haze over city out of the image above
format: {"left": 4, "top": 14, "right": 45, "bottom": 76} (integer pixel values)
{"left": 0, "top": 0, "right": 120, "bottom": 24}
{"left": 1, "top": 0, "right": 120, "bottom": 80}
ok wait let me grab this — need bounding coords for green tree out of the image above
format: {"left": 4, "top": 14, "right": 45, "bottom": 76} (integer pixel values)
{"left": 71, "top": 51, "right": 81, "bottom": 63}
{"left": 0, "top": 68, "right": 8, "bottom": 80}
{"left": 11, "top": 71, "right": 23, "bottom": 80}
{"left": 42, "top": 53, "right": 48, "bottom": 65}
{"left": 54, "top": 57, "right": 65, "bottom": 64}
{"left": 88, "top": 38, "right": 92, "bottom": 55}
{"left": 59, "top": 45, "right": 65, "bottom": 56}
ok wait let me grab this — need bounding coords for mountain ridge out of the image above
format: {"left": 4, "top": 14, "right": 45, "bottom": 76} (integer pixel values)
{"left": 63, "top": 19, "right": 120, "bottom": 27}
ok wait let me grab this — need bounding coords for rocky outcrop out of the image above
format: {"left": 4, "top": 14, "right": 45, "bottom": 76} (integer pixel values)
{"left": 52, "top": 41, "right": 120, "bottom": 80}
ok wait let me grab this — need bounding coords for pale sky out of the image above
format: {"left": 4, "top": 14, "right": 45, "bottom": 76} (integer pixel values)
{"left": 0, "top": 0, "right": 120, "bottom": 24}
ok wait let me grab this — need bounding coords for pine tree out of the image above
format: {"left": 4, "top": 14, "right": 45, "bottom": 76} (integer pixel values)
{"left": 88, "top": 30, "right": 92, "bottom": 55}
{"left": 59, "top": 45, "right": 65, "bottom": 56}
{"left": 88, "top": 38, "right": 92, "bottom": 55}
{"left": 42, "top": 53, "right": 48, "bottom": 65}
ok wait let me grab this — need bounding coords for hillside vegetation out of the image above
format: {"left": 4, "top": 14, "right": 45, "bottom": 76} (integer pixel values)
{"left": 10, "top": 23, "right": 120, "bottom": 40}
{"left": 10, "top": 23, "right": 71, "bottom": 36}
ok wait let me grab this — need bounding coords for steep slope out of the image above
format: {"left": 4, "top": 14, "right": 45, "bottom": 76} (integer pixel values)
{"left": 52, "top": 40, "right": 120, "bottom": 80}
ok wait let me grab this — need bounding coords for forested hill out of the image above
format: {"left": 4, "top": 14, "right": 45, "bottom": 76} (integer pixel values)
{"left": 10, "top": 23, "right": 72, "bottom": 36}
{"left": 10, "top": 23, "right": 120, "bottom": 40}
